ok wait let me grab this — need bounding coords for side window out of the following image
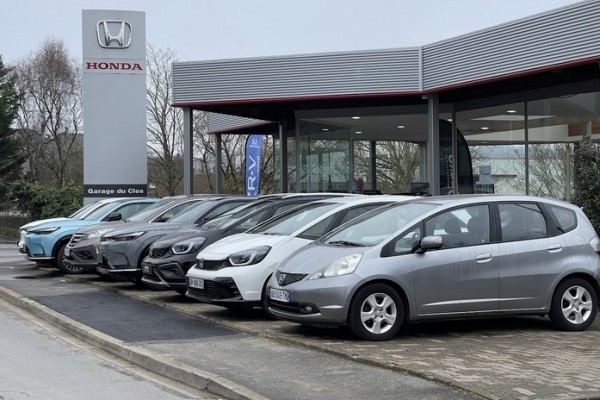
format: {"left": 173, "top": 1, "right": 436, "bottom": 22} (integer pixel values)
{"left": 425, "top": 205, "right": 489, "bottom": 249}
{"left": 203, "top": 202, "right": 246, "bottom": 220}
{"left": 500, "top": 203, "right": 548, "bottom": 241}
{"left": 237, "top": 209, "right": 271, "bottom": 231}
{"left": 113, "top": 203, "right": 146, "bottom": 219}
{"left": 272, "top": 203, "right": 302, "bottom": 217}
{"left": 167, "top": 202, "right": 198, "bottom": 217}
{"left": 299, "top": 214, "right": 337, "bottom": 240}
{"left": 339, "top": 204, "right": 383, "bottom": 226}
{"left": 548, "top": 205, "right": 577, "bottom": 233}
{"left": 389, "top": 225, "right": 421, "bottom": 256}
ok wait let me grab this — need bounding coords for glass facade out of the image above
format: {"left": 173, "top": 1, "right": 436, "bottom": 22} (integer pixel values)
{"left": 283, "top": 86, "right": 599, "bottom": 200}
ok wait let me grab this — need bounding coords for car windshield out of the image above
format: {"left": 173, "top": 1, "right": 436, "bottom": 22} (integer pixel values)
{"left": 249, "top": 202, "right": 340, "bottom": 236}
{"left": 83, "top": 201, "right": 126, "bottom": 220}
{"left": 69, "top": 201, "right": 103, "bottom": 219}
{"left": 321, "top": 202, "right": 438, "bottom": 246}
{"left": 202, "top": 201, "right": 274, "bottom": 229}
{"left": 126, "top": 198, "right": 181, "bottom": 222}
{"left": 167, "top": 200, "right": 217, "bottom": 223}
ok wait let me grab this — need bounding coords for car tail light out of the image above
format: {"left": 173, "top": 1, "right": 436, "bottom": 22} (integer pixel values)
{"left": 590, "top": 235, "right": 600, "bottom": 256}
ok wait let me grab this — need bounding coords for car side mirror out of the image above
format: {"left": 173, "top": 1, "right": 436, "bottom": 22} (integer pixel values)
{"left": 156, "top": 213, "right": 173, "bottom": 222}
{"left": 417, "top": 235, "right": 443, "bottom": 252}
{"left": 106, "top": 212, "right": 122, "bottom": 221}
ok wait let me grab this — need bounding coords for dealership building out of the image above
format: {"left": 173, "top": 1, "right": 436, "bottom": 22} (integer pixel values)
{"left": 171, "top": 0, "right": 600, "bottom": 198}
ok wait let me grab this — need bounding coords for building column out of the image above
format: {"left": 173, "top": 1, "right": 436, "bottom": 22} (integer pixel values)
{"left": 183, "top": 107, "right": 194, "bottom": 195}
{"left": 216, "top": 134, "right": 223, "bottom": 194}
{"left": 370, "top": 140, "right": 377, "bottom": 190}
{"left": 279, "top": 121, "right": 288, "bottom": 193}
{"left": 427, "top": 94, "right": 441, "bottom": 195}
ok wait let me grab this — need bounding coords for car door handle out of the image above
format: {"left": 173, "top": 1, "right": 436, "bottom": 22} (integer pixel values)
{"left": 547, "top": 243, "right": 563, "bottom": 253}
{"left": 475, "top": 253, "right": 493, "bottom": 263}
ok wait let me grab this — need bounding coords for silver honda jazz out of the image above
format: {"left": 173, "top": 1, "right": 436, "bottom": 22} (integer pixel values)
{"left": 267, "top": 194, "right": 600, "bottom": 341}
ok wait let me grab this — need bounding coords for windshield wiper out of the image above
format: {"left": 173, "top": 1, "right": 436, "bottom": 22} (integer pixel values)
{"left": 326, "top": 240, "right": 365, "bottom": 247}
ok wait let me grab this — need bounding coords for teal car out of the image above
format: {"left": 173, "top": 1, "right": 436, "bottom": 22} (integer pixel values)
{"left": 23, "top": 197, "right": 158, "bottom": 273}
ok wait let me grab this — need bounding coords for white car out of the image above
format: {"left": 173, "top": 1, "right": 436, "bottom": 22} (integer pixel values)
{"left": 185, "top": 195, "right": 413, "bottom": 312}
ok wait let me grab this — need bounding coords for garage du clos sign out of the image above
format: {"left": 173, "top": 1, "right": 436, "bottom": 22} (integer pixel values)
{"left": 82, "top": 11, "right": 148, "bottom": 203}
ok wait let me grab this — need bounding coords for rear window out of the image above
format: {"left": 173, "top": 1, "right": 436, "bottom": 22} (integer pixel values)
{"left": 548, "top": 205, "right": 577, "bottom": 233}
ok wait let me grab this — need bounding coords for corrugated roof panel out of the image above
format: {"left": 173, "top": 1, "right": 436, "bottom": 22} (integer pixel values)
{"left": 207, "top": 113, "right": 271, "bottom": 134}
{"left": 423, "top": 1, "right": 600, "bottom": 90}
{"left": 173, "top": 48, "right": 421, "bottom": 104}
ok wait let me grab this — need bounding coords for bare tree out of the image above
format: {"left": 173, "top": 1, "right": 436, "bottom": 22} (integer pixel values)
{"left": 193, "top": 112, "right": 274, "bottom": 194}
{"left": 354, "top": 140, "right": 420, "bottom": 193}
{"left": 13, "top": 38, "right": 82, "bottom": 188}
{"left": 146, "top": 45, "right": 183, "bottom": 196}
{"left": 515, "top": 143, "right": 573, "bottom": 200}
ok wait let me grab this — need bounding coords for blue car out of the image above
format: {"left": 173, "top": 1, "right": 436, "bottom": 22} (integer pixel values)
{"left": 23, "top": 197, "right": 158, "bottom": 273}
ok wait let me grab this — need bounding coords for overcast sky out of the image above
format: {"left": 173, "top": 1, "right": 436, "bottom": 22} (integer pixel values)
{"left": 1, "top": 0, "right": 587, "bottom": 65}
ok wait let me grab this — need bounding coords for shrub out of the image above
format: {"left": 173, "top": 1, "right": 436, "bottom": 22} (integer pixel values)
{"left": 573, "top": 135, "right": 600, "bottom": 233}
{"left": 7, "top": 179, "right": 83, "bottom": 220}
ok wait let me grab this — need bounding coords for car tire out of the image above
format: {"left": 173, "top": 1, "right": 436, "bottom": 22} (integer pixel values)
{"left": 348, "top": 283, "right": 403, "bottom": 341}
{"left": 55, "top": 243, "right": 85, "bottom": 274}
{"left": 261, "top": 277, "right": 275, "bottom": 319}
{"left": 549, "top": 278, "right": 597, "bottom": 331}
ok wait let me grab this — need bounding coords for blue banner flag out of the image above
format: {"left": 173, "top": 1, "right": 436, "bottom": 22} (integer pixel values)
{"left": 245, "top": 134, "right": 264, "bottom": 196}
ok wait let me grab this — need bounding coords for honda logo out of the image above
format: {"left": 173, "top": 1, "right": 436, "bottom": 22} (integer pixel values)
{"left": 96, "top": 20, "right": 132, "bottom": 49}
{"left": 278, "top": 273, "right": 286, "bottom": 285}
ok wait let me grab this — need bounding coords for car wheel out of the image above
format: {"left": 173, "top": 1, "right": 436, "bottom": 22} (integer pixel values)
{"left": 348, "top": 283, "right": 403, "bottom": 341}
{"left": 549, "top": 278, "right": 597, "bottom": 331}
{"left": 261, "top": 277, "right": 275, "bottom": 319}
{"left": 55, "top": 243, "right": 85, "bottom": 274}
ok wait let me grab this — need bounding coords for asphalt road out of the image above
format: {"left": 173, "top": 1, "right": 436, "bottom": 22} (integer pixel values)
{"left": 0, "top": 243, "right": 479, "bottom": 400}
{"left": 0, "top": 299, "right": 220, "bottom": 400}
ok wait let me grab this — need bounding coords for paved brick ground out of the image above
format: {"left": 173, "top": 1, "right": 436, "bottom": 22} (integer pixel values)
{"left": 86, "top": 278, "right": 600, "bottom": 400}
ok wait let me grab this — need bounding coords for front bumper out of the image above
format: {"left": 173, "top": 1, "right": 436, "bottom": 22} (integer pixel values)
{"left": 266, "top": 273, "right": 358, "bottom": 326}
{"left": 23, "top": 235, "right": 54, "bottom": 262}
{"left": 141, "top": 259, "right": 191, "bottom": 293}
{"left": 185, "top": 262, "right": 275, "bottom": 303}
{"left": 63, "top": 240, "right": 100, "bottom": 272}
{"left": 96, "top": 241, "right": 138, "bottom": 281}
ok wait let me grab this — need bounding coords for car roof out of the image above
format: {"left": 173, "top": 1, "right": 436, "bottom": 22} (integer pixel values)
{"left": 405, "top": 194, "right": 579, "bottom": 209}
{"left": 311, "top": 194, "right": 415, "bottom": 205}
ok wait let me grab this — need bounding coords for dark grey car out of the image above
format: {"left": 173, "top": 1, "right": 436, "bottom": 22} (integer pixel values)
{"left": 267, "top": 195, "right": 600, "bottom": 341}
{"left": 141, "top": 193, "right": 356, "bottom": 294}
{"left": 96, "top": 196, "right": 253, "bottom": 284}
{"left": 62, "top": 195, "right": 219, "bottom": 273}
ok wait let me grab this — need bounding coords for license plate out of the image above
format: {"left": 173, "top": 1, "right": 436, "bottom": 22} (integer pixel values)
{"left": 64, "top": 247, "right": 70, "bottom": 257}
{"left": 96, "top": 247, "right": 103, "bottom": 264}
{"left": 142, "top": 265, "right": 152, "bottom": 274}
{"left": 269, "top": 288, "right": 290, "bottom": 303}
{"left": 188, "top": 277, "right": 204, "bottom": 289}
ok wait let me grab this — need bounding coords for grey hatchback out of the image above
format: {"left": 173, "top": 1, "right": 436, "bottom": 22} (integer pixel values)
{"left": 267, "top": 195, "right": 600, "bottom": 341}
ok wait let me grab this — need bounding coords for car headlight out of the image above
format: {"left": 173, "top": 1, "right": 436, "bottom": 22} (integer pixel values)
{"left": 172, "top": 238, "right": 206, "bottom": 255}
{"left": 308, "top": 253, "right": 362, "bottom": 280}
{"left": 29, "top": 226, "right": 60, "bottom": 235}
{"left": 86, "top": 228, "right": 113, "bottom": 240}
{"left": 227, "top": 246, "right": 270, "bottom": 266}
{"left": 104, "top": 231, "right": 147, "bottom": 242}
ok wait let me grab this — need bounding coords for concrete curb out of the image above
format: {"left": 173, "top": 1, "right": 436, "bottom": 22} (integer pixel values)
{"left": 0, "top": 285, "right": 269, "bottom": 400}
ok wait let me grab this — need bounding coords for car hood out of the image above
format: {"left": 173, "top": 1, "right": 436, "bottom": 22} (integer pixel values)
{"left": 75, "top": 220, "right": 130, "bottom": 234}
{"left": 104, "top": 222, "right": 191, "bottom": 237}
{"left": 277, "top": 242, "right": 366, "bottom": 274}
{"left": 20, "top": 217, "right": 70, "bottom": 231}
{"left": 197, "top": 233, "right": 291, "bottom": 258}
{"left": 27, "top": 219, "right": 101, "bottom": 231}
{"left": 151, "top": 227, "right": 226, "bottom": 247}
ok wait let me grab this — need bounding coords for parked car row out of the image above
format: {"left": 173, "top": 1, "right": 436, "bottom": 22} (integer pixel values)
{"left": 19, "top": 194, "right": 600, "bottom": 341}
